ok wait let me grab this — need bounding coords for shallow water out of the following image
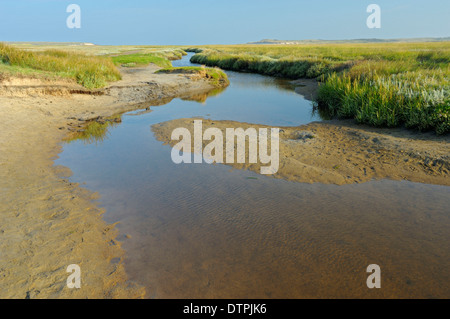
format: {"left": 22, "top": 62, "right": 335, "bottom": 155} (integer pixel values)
{"left": 56, "top": 53, "right": 450, "bottom": 298}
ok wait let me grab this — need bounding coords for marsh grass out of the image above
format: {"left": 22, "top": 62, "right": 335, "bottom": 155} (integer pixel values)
{"left": 189, "top": 43, "right": 449, "bottom": 133}
{"left": 316, "top": 71, "right": 449, "bottom": 134}
{"left": 0, "top": 43, "right": 121, "bottom": 88}
{"left": 111, "top": 48, "right": 186, "bottom": 68}
{"left": 190, "top": 49, "right": 334, "bottom": 78}
{"left": 112, "top": 53, "right": 172, "bottom": 68}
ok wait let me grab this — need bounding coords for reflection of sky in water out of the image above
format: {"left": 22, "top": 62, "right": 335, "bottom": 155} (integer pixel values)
{"left": 56, "top": 53, "right": 450, "bottom": 299}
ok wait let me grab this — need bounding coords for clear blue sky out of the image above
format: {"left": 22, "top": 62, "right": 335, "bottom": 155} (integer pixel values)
{"left": 0, "top": 0, "right": 449, "bottom": 45}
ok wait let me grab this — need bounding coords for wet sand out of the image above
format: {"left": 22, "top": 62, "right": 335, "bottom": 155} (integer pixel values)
{"left": 1, "top": 62, "right": 448, "bottom": 298}
{"left": 0, "top": 64, "right": 224, "bottom": 298}
{"left": 152, "top": 118, "right": 449, "bottom": 186}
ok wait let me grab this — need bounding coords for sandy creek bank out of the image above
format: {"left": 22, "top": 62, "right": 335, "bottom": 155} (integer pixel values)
{"left": 0, "top": 64, "right": 224, "bottom": 298}
{"left": 152, "top": 118, "right": 449, "bottom": 186}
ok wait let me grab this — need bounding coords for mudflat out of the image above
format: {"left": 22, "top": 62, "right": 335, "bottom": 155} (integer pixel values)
{"left": 0, "top": 64, "right": 222, "bottom": 298}
{"left": 152, "top": 118, "right": 449, "bottom": 186}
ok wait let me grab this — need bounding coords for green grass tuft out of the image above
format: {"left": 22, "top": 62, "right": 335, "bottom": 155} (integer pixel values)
{"left": 112, "top": 53, "right": 172, "bottom": 68}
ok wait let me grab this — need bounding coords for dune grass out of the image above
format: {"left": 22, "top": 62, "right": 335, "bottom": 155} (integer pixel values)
{"left": 0, "top": 43, "right": 122, "bottom": 88}
{"left": 0, "top": 43, "right": 229, "bottom": 92}
{"left": 0, "top": 44, "right": 229, "bottom": 91}
{"left": 188, "top": 43, "right": 450, "bottom": 134}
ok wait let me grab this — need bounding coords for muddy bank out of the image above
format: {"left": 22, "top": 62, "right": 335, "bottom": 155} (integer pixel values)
{"left": 152, "top": 118, "right": 449, "bottom": 186}
{"left": 0, "top": 64, "right": 225, "bottom": 298}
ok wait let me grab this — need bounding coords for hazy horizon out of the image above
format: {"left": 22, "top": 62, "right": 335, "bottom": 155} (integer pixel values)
{"left": 4, "top": 36, "right": 450, "bottom": 47}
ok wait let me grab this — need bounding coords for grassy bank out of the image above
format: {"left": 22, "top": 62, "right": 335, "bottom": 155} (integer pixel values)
{"left": 189, "top": 47, "right": 342, "bottom": 79}
{"left": 0, "top": 44, "right": 229, "bottom": 90}
{"left": 188, "top": 43, "right": 450, "bottom": 134}
{"left": 114, "top": 48, "right": 229, "bottom": 87}
{"left": 316, "top": 70, "right": 449, "bottom": 134}
{"left": 156, "top": 66, "right": 229, "bottom": 87}
{"left": 0, "top": 43, "right": 121, "bottom": 89}
{"left": 111, "top": 48, "right": 186, "bottom": 68}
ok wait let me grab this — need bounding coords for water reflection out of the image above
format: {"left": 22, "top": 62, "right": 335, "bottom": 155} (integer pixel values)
{"left": 65, "top": 115, "right": 122, "bottom": 145}
{"left": 180, "top": 87, "right": 226, "bottom": 104}
{"left": 56, "top": 53, "right": 450, "bottom": 298}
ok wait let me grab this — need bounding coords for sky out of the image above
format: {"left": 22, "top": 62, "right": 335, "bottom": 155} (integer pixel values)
{"left": 0, "top": 0, "right": 449, "bottom": 45}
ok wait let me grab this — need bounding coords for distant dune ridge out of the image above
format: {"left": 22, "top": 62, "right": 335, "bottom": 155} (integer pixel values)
{"left": 247, "top": 37, "right": 450, "bottom": 45}
{"left": 4, "top": 41, "right": 96, "bottom": 46}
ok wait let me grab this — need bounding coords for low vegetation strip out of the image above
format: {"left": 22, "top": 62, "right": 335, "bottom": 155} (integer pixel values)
{"left": 111, "top": 48, "right": 186, "bottom": 68}
{"left": 188, "top": 43, "right": 450, "bottom": 134}
{"left": 189, "top": 48, "right": 342, "bottom": 79}
{"left": 0, "top": 44, "right": 228, "bottom": 91}
{"left": 156, "top": 66, "right": 229, "bottom": 87}
{"left": 0, "top": 43, "right": 121, "bottom": 89}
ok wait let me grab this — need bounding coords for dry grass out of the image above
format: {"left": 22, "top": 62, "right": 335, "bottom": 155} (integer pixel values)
{"left": 0, "top": 43, "right": 122, "bottom": 88}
